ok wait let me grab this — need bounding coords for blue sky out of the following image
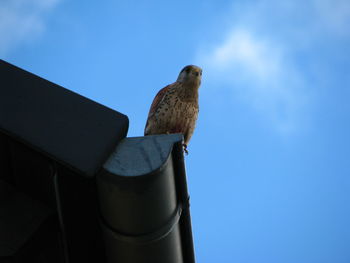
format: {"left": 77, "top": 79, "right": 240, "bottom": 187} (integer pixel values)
{"left": 2, "top": 0, "right": 350, "bottom": 262}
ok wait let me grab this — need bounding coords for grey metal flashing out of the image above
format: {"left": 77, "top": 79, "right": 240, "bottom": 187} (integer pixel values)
{"left": 97, "top": 134, "right": 195, "bottom": 263}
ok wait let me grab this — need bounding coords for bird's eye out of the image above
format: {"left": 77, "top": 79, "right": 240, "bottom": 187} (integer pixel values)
{"left": 185, "top": 68, "right": 191, "bottom": 74}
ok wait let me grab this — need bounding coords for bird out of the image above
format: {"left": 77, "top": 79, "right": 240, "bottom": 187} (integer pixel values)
{"left": 144, "top": 65, "right": 202, "bottom": 154}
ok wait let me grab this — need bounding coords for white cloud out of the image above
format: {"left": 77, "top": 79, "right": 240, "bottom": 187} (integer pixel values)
{"left": 0, "top": 0, "right": 60, "bottom": 56}
{"left": 208, "top": 29, "right": 282, "bottom": 82}
{"left": 196, "top": 0, "right": 349, "bottom": 135}
{"left": 198, "top": 28, "right": 306, "bottom": 134}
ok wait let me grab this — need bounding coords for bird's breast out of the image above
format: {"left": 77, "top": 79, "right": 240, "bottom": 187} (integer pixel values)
{"left": 155, "top": 93, "right": 198, "bottom": 134}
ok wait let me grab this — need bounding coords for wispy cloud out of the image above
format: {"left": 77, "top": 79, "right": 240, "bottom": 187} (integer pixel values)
{"left": 196, "top": 0, "right": 350, "bottom": 134}
{"left": 0, "top": 0, "right": 60, "bottom": 56}
{"left": 314, "top": 0, "right": 350, "bottom": 36}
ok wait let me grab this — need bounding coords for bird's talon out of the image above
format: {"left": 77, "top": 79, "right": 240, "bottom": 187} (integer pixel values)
{"left": 183, "top": 144, "right": 188, "bottom": 155}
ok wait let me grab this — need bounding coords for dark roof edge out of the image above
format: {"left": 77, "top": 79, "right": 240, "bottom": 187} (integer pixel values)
{"left": 0, "top": 59, "right": 129, "bottom": 123}
{"left": 0, "top": 59, "right": 129, "bottom": 177}
{"left": 171, "top": 139, "right": 196, "bottom": 263}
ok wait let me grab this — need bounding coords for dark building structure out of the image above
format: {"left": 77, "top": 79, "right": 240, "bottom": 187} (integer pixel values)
{"left": 0, "top": 60, "right": 195, "bottom": 263}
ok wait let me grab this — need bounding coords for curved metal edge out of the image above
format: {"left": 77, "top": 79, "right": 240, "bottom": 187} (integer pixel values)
{"left": 97, "top": 151, "right": 172, "bottom": 187}
{"left": 100, "top": 203, "right": 182, "bottom": 245}
{"left": 96, "top": 135, "right": 181, "bottom": 236}
{"left": 97, "top": 134, "right": 196, "bottom": 263}
{"left": 101, "top": 134, "right": 183, "bottom": 178}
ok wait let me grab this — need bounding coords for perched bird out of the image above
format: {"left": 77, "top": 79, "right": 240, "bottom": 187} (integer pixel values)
{"left": 144, "top": 65, "right": 202, "bottom": 154}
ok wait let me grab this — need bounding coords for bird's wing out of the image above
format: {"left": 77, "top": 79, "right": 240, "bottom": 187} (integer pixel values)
{"left": 144, "top": 82, "right": 179, "bottom": 135}
{"left": 147, "top": 83, "right": 172, "bottom": 118}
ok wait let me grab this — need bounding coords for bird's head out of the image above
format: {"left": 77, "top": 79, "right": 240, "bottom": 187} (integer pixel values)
{"left": 177, "top": 65, "right": 202, "bottom": 86}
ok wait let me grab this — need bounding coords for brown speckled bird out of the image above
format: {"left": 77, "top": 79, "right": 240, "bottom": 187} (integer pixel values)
{"left": 144, "top": 65, "right": 202, "bottom": 154}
